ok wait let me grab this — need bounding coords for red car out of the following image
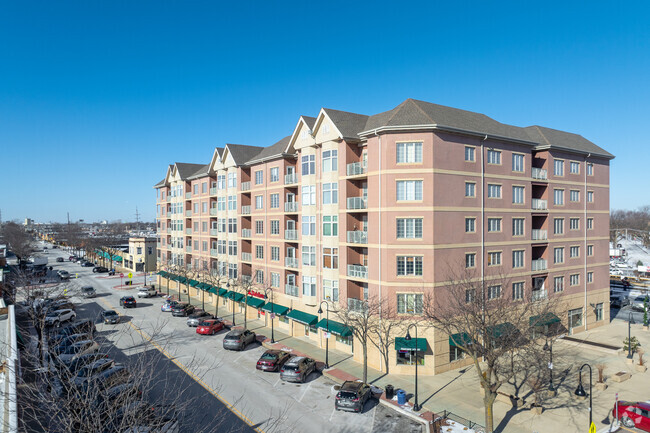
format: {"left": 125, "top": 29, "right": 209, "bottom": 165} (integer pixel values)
{"left": 196, "top": 319, "right": 224, "bottom": 335}
{"left": 256, "top": 350, "right": 291, "bottom": 372}
{"left": 613, "top": 401, "right": 650, "bottom": 430}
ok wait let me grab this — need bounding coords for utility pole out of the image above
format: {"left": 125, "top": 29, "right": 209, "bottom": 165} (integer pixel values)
{"left": 135, "top": 207, "right": 142, "bottom": 233}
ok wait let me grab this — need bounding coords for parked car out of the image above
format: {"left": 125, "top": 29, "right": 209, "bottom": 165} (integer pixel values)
{"left": 137, "top": 287, "right": 157, "bottom": 298}
{"left": 46, "top": 299, "right": 75, "bottom": 312}
{"left": 630, "top": 296, "right": 649, "bottom": 312}
{"left": 102, "top": 310, "right": 120, "bottom": 324}
{"left": 335, "top": 381, "right": 375, "bottom": 413}
{"left": 613, "top": 401, "right": 650, "bottom": 430}
{"left": 109, "top": 402, "right": 180, "bottom": 433}
{"left": 171, "top": 303, "right": 195, "bottom": 317}
{"left": 81, "top": 285, "right": 96, "bottom": 298}
{"left": 93, "top": 266, "right": 109, "bottom": 273}
{"left": 71, "top": 358, "right": 116, "bottom": 387}
{"left": 50, "top": 320, "right": 96, "bottom": 344}
{"left": 45, "top": 309, "right": 77, "bottom": 327}
{"left": 280, "top": 356, "right": 317, "bottom": 383}
{"left": 119, "top": 296, "right": 137, "bottom": 308}
{"left": 59, "top": 352, "right": 110, "bottom": 375}
{"left": 610, "top": 295, "right": 630, "bottom": 309}
{"left": 91, "top": 381, "right": 143, "bottom": 418}
{"left": 80, "top": 364, "right": 131, "bottom": 392}
{"left": 56, "top": 257, "right": 65, "bottom": 262}
{"left": 222, "top": 329, "right": 257, "bottom": 351}
{"left": 57, "top": 270, "right": 70, "bottom": 280}
{"left": 256, "top": 350, "right": 291, "bottom": 372}
{"left": 196, "top": 319, "right": 224, "bottom": 335}
{"left": 81, "top": 261, "right": 94, "bottom": 267}
{"left": 186, "top": 310, "right": 213, "bottom": 327}
{"left": 69, "top": 256, "right": 77, "bottom": 261}
{"left": 57, "top": 340, "right": 100, "bottom": 364}
{"left": 53, "top": 333, "right": 92, "bottom": 355}
{"left": 161, "top": 300, "right": 178, "bottom": 312}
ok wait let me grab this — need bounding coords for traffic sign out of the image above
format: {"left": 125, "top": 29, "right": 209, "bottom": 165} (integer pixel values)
{"left": 325, "top": 332, "right": 331, "bottom": 339}
{"left": 120, "top": 273, "right": 124, "bottom": 278}
{"left": 127, "top": 272, "right": 133, "bottom": 279}
{"left": 588, "top": 422, "right": 596, "bottom": 433}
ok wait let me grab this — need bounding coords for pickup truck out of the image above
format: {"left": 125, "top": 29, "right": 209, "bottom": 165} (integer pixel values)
{"left": 137, "top": 287, "right": 157, "bottom": 298}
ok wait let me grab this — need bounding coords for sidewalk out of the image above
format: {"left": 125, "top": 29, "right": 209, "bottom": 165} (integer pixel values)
{"left": 176, "top": 288, "right": 643, "bottom": 433}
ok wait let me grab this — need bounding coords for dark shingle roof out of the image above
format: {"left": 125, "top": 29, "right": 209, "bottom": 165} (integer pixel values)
{"left": 175, "top": 163, "right": 206, "bottom": 179}
{"left": 153, "top": 178, "right": 166, "bottom": 188}
{"left": 322, "top": 109, "right": 369, "bottom": 140}
{"left": 187, "top": 164, "right": 210, "bottom": 179}
{"left": 524, "top": 126, "right": 613, "bottom": 158}
{"left": 246, "top": 136, "right": 292, "bottom": 164}
{"left": 302, "top": 116, "right": 316, "bottom": 130}
{"left": 226, "top": 144, "right": 264, "bottom": 164}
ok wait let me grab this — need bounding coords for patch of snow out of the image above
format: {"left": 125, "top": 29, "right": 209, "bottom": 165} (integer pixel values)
{"left": 441, "top": 419, "right": 477, "bottom": 433}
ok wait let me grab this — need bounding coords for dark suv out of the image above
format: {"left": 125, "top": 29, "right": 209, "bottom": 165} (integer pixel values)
{"left": 335, "top": 381, "right": 375, "bottom": 412}
{"left": 280, "top": 356, "right": 317, "bottom": 383}
{"left": 119, "top": 296, "right": 137, "bottom": 308}
{"left": 50, "top": 320, "right": 96, "bottom": 344}
{"left": 171, "top": 303, "right": 195, "bottom": 317}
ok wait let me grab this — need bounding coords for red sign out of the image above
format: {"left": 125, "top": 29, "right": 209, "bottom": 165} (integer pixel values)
{"left": 120, "top": 273, "right": 124, "bottom": 278}
{"left": 248, "top": 290, "right": 265, "bottom": 299}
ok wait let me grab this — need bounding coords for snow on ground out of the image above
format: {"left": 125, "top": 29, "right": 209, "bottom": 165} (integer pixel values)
{"left": 439, "top": 419, "right": 478, "bottom": 433}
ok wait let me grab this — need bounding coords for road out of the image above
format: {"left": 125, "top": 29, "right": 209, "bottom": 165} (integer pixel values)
{"left": 39, "top": 247, "right": 421, "bottom": 433}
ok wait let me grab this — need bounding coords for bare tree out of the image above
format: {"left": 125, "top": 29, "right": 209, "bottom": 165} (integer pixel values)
{"left": 422, "top": 264, "right": 562, "bottom": 433}
{"left": 233, "top": 266, "right": 256, "bottom": 329}
{"left": 368, "top": 298, "right": 410, "bottom": 375}
{"left": 202, "top": 265, "right": 228, "bottom": 319}
{"left": 1, "top": 221, "right": 37, "bottom": 261}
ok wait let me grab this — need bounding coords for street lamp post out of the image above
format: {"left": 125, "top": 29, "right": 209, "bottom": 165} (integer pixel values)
{"left": 543, "top": 338, "right": 555, "bottom": 393}
{"left": 574, "top": 363, "right": 593, "bottom": 429}
{"left": 140, "top": 259, "right": 146, "bottom": 287}
{"left": 627, "top": 312, "right": 635, "bottom": 360}
{"left": 227, "top": 281, "right": 235, "bottom": 326}
{"left": 317, "top": 301, "right": 330, "bottom": 369}
{"left": 405, "top": 324, "right": 420, "bottom": 411}
{"left": 264, "top": 288, "right": 275, "bottom": 343}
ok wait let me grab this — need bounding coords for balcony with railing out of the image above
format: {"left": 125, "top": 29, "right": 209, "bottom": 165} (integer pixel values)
{"left": 209, "top": 187, "right": 217, "bottom": 195}
{"left": 185, "top": 192, "right": 192, "bottom": 199}
{"left": 285, "top": 173, "right": 298, "bottom": 185}
{"left": 242, "top": 275, "right": 252, "bottom": 285}
{"left": 284, "top": 202, "right": 298, "bottom": 212}
{"left": 241, "top": 229, "right": 251, "bottom": 238}
{"left": 210, "top": 208, "right": 218, "bottom": 216}
{"left": 285, "top": 284, "right": 299, "bottom": 297}
{"left": 346, "top": 162, "right": 367, "bottom": 176}
{"left": 242, "top": 252, "right": 252, "bottom": 262}
{"left": 185, "top": 210, "right": 192, "bottom": 217}
{"left": 185, "top": 228, "right": 192, "bottom": 235}
{"left": 531, "top": 229, "right": 548, "bottom": 241}
{"left": 347, "top": 197, "right": 367, "bottom": 210}
{"left": 347, "top": 264, "right": 368, "bottom": 279}
{"left": 531, "top": 199, "right": 548, "bottom": 211}
{"left": 285, "top": 229, "right": 298, "bottom": 240}
{"left": 186, "top": 246, "right": 192, "bottom": 253}
{"left": 210, "top": 248, "right": 219, "bottom": 257}
{"left": 241, "top": 181, "right": 251, "bottom": 191}
{"left": 347, "top": 230, "right": 368, "bottom": 244}
{"left": 166, "top": 196, "right": 171, "bottom": 202}
{"left": 532, "top": 167, "right": 548, "bottom": 180}
{"left": 241, "top": 206, "right": 251, "bottom": 215}
{"left": 532, "top": 259, "right": 548, "bottom": 272}
{"left": 285, "top": 257, "right": 299, "bottom": 268}
{"left": 209, "top": 229, "right": 219, "bottom": 236}
{"left": 532, "top": 289, "right": 548, "bottom": 301}
{"left": 348, "top": 298, "right": 368, "bottom": 313}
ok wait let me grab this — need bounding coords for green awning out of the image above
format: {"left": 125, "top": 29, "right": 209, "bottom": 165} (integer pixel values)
{"left": 395, "top": 337, "right": 427, "bottom": 352}
{"left": 112, "top": 255, "right": 123, "bottom": 262}
{"left": 262, "top": 303, "right": 290, "bottom": 316}
{"left": 246, "top": 297, "right": 265, "bottom": 309}
{"left": 218, "top": 288, "right": 228, "bottom": 296}
{"left": 197, "top": 282, "right": 209, "bottom": 291}
{"left": 227, "top": 292, "right": 245, "bottom": 303}
{"left": 157, "top": 271, "right": 168, "bottom": 277}
{"left": 207, "top": 286, "right": 219, "bottom": 295}
{"left": 530, "top": 313, "right": 561, "bottom": 327}
{"left": 449, "top": 332, "right": 472, "bottom": 347}
{"left": 287, "top": 309, "right": 318, "bottom": 326}
{"left": 316, "top": 319, "right": 352, "bottom": 337}
{"left": 488, "top": 322, "right": 518, "bottom": 339}
{"left": 177, "top": 277, "right": 188, "bottom": 284}
{"left": 189, "top": 279, "right": 200, "bottom": 287}
{"left": 168, "top": 274, "right": 179, "bottom": 281}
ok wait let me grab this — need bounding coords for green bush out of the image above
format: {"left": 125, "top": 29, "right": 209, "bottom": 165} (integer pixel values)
{"left": 624, "top": 336, "right": 641, "bottom": 353}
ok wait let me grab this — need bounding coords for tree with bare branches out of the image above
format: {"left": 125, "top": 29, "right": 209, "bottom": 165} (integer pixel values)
{"left": 368, "top": 297, "right": 411, "bottom": 375}
{"left": 1, "top": 221, "right": 37, "bottom": 261}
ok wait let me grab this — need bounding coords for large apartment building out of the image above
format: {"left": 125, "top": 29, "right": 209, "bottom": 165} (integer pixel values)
{"left": 154, "top": 98, "right": 613, "bottom": 375}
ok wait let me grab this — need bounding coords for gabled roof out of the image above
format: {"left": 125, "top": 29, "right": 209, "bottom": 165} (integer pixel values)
{"left": 287, "top": 115, "right": 317, "bottom": 150}
{"left": 302, "top": 116, "right": 316, "bottom": 130}
{"left": 174, "top": 163, "right": 206, "bottom": 179}
{"left": 246, "top": 136, "right": 292, "bottom": 165}
{"left": 225, "top": 144, "right": 264, "bottom": 165}
{"left": 187, "top": 164, "right": 210, "bottom": 180}
{"left": 153, "top": 178, "right": 166, "bottom": 188}
{"left": 524, "top": 126, "right": 613, "bottom": 159}
{"left": 321, "top": 108, "right": 369, "bottom": 140}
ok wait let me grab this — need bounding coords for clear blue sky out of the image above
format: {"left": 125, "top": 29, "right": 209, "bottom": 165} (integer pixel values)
{"left": 1, "top": 1, "right": 648, "bottom": 223}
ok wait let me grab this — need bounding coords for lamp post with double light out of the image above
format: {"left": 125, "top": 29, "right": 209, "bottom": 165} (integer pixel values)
{"left": 405, "top": 324, "right": 420, "bottom": 411}
{"left": 543, "top": 338, "right": 555, "bottom": 393}
{"left": 227, "top": 281, "right": 235, "bottom": 326}
{"left": 627, "top": 312, "right": 635, "bottom": 360}
{"left": 264, "top": 288, "right": 275, "bottom": 343}
{"left": 317, "top": 301, "right": 330, "bottom": 369}
{"left": 574, "top": 363, "right": 592, "bottom": 429}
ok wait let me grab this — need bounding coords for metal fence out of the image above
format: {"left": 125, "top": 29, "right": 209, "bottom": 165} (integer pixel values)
{"left": 433, "top": 410, "right": 485, "bottom": 433}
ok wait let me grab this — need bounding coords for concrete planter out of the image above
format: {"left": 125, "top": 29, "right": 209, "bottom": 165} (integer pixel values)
{"left": 595, "top": 382, "right": 608, "bottom": 391}
{"left": 636, "top": 364, "right": 647, "bottom": 373}
{"left": 612, "top": 371, "right": 631, "bottom": 382}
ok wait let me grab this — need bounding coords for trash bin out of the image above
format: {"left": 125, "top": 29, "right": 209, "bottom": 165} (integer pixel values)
{"left": 385, "top": 385, "right": 394, "bottom": 399}
{"left": 396, "top": 389, "right": 406, "bottom": 405}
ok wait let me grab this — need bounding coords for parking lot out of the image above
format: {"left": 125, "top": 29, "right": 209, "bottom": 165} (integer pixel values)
{"left": 33, "top": 246, "right": 423, "bottom": 433}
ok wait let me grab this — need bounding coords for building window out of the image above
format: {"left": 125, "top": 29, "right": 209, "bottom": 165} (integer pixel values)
{"left": 322, "top": 150, "right": 338, "bottom": 172}
{"left": 227, "top": 172, "right": 237, "bottom": 188}
{"left": 193, "top": 203, "right": 199, "bottom": 214}
{"left": 570, "top": 246, "right": 580, "bottom": 258}
{"left": 488, "top": 285, "right": 501, "bottom": 300}
{"left": 255, "top": 170, "right": 263, "bottom": 185}
{"left": 301, "top": 216, "right": 316, "bottom": 236}
{"left": 512, "top": 282, "right": 524, "bottom": 300}
{"left": 554, "top": 276, "right": 564, "bottom": 293}
{"left": 488, "top": 251, "right": 501, "bottom": 266}
{"left": 228, "top": 241, "right": 237, "bottom": 256}
{"left": 270, "top": 167, "right": 279, "bottom": 183}
{"left": 487, "top": 184, "right": 502, "bottom": 198}
{"left": 512, "top": 218, "right": 524, "bottom": 236}
{"left": 270, "top": 246, "right": 279, "bottom": 261}
{"left": 202, "top": 202, "right": 208, "bottom": 213}
{"left": 302, "top": 276, "right": 316, "bottom": 296}
{"left": 554, "top": 189, "right": 564, "bottom": 206}
{"left": 465, "top": 146, "right": 475, "bottom": 162}
{"left": 270, "top": 220, "right": 279, "bottom": 235}
{"left": 587, "top": 163, "right": 593, "bottom": 176}
{"left": 217, "top": 240, "right": 226, "bottom": 254}
{"left": 554, "top": 159, "right": 564, "bottom": 176}
{"left": 554, "top": 247, "right": 564, "bottom": 264}
{"left": 397, "top": 256, "right": 423, "bottom": 276}
{"left": 270, "top": 193, "right": 280, "bottom": 209}
{"left": 301, "top": 155, "right": 315, "bottom": 175}
{"left": 254, "top": 270, "right": 264, "bottom": 284}
{"left": 397, "top": 218, "right": 422, "bottom": 239}
{"left": 465, "top": 253, "right": 476, "bottom": 268}
{"left": 302, "top": 246, "right": 316, "bottom": 266}
{"left": 487, "top": 149, "right": 501, "bottom": 164}
{"left": 465, "top": 217, "right": 476, "bottom": 233}
{"left": 570, "top": 190, "right": 580, "bottom": 202}
{"left": 228, "top": 195, "right": 237, "bottom": 210}
{"left": 228, "top": 263, "right": 238, "bottom": 279}
{"left": 323, "top": 215, "right": 338, "bottom": 237}
{"left": 570, "top": 218, "right": 580, "bottom": 230}
{"left": 323, "top": 247, "right": 338, "bottom": 269}
{"left": 271, "top": 272, "right": 280, "bottom": 288}
{"left": 255, "top": 195, "right": 263, "bottom": 210}
{"left": 587, "top": 245, "right": 593, "bottom": 256}
{"left": 569, "top": 308, "right": 582, "bottom": 329}
{"left": 553, "top": 218, "right": 564, "bottom": 235}
{"left": 570, "top": 161, "right": 580, "bottom": 174}
{"left": 595, "top": 302, "right": 603, "bottom": 321}
{"left": 570, "top": 274, "right": 580, "bottom": 286}
{"left": 512, "top": 186, "right": 524, "bottom": 204}
{"left": 255, "top": 220, "right": 263, "bottom": 235}
{"left": 466, "top": 289, "right": 475, "bottom": 303}
{"left": 587, "top": 271, "right": 594, "bottom": 283}
{"left": 488, "top": 218, "right": 501, "bottom": 232}
{"left": 256, "top": 245, "right": 264, "bottom": 259}
{"left": 397, "top": 180, "right": 423, "bottom": 201}
{"left": 465, "top": 182, "right": 476, "bottom": 198}
{"left": 217, "top": 218, "right": 226, "bottom": 233}
{"left": 217, "top": 197, "right": 226, "bottom": 211}
{"left": 512, "top": 154, "right": 524, "bottom": 172}
{"left": 587, "top": 218, "right": 593, "bottom": 229}
{"left": 301, "top": 185, "right": 316, "bottom": 206}
{"left": 322, "top": 182, "right": 338, "bottom": 204}
{"left": 587, "top": 191, "right": 594, "bottom": 203}
{"left": 397, "top": 293, "right": 423, "bottom": 314}
{"left": 396, "top": 142, "right": 423, "bottom": 163}
{"left": 228, "top": 218, "right": 237, "bottom": 234}
{"left": 202, "top": 222, "right": 207, "bottom": 232}
{"left": 323, "top": 279, "right": 339, "bottom": 302}
{"left": 217, "top": 175, "right": 226, "bottom": 190}
{"left": 512, "top": 250, "right": 524, "bottom": 268}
